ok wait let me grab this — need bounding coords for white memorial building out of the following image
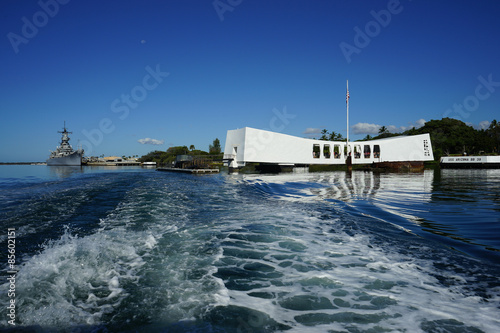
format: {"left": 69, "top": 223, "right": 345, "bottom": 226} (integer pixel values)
{"left": 223, "top": 127, "right": 434, "bottom": 171}
{"left": 223, "top": 82, "right": 434, "bottom": 171}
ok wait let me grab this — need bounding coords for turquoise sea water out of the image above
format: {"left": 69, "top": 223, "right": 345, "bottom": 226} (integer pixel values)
{"left": 0, "top": 165, "right": 499, "bottom": 332}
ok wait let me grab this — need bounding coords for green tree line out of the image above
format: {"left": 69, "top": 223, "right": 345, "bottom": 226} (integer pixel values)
{"left": 361, "top": 118, "right": 499, "bottom": 159}
{"left": 318, "top": 118, "right": 499, "bottom": 160}
{"left": 139, "top": 138, "right": 222, "bottom": 165}
{"left": 405, "top": 118, "right": 499, "bottom": 159}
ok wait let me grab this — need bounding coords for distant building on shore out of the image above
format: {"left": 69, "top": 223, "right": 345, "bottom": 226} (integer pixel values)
{"left": 84, "top": 156, "right": 140, "bottom": 166}
{"left": 104, "top": 156, "right": 123, "bottom": 163}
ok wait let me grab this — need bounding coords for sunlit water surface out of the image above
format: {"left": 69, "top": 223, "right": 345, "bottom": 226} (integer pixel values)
{"left": 0, "top": 165, "right": 499, "bottom": 332}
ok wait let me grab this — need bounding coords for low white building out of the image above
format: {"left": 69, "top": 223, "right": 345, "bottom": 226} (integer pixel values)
{"left": 223, "top": 127, "right": 433, "bottom": 169}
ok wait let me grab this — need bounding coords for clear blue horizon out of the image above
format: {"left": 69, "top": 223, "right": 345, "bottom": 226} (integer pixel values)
{"left": 1, "top": 0, "right": 499, "bottom": 162}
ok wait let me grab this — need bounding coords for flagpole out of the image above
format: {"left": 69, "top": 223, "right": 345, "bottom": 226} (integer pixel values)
{"left": 346, "top": 80, "right": 352, "bottom": 170}
{"left": 346, "top": 80, "right": 349, "bottom": 145}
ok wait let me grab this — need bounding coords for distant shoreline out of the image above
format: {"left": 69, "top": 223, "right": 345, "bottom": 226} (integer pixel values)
{"left": 0, "top": 162, "right": 46, "bottom": 165}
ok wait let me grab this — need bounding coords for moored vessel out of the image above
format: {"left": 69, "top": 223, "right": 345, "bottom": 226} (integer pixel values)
{"left": 47, "top": 123, "right": 84, "bottom": 166}
{"left": 440, "top": 155, "right": 500, "bottom": 168}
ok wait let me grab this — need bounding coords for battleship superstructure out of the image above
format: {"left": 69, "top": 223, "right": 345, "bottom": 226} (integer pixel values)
{"left": 47, "top": 123, "right": 84, "bottom": 166}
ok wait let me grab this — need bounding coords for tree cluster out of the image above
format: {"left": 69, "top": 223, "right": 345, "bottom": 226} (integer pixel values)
{"left": 139, "top": 138, "right": 222, "bottom": 165}
{"left": 360, "top": 118, "right": 499, "bottom": 159}
{"left": 209, "top": 138, "right": 221, "bottom": 154}
{"left": 318, "top": 129, "right": 345, "bottom": 141}
{"left": 407, "top": 118, "right": 499, "bottom": 159}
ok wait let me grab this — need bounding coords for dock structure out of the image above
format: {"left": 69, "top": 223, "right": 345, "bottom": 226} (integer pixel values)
{"left": 85, "top": 161, "right": 141, "bottom": 166}
{"left": 440, "top": 156, "right": 500, "bottom": 168}
{"left": 223, "top": 127, "right": 434, "bottom": 172}
{"left": 157, "top": 167, "right": 219, "bottom": 174}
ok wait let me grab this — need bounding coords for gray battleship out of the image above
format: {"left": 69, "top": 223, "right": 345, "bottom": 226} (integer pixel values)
{"left": 47, "top": 124, "right": 84, "bottom": 166}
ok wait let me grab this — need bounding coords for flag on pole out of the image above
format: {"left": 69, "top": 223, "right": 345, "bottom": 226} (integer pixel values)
{"left": 346, "top": 80, "right": 349, "bottom": 144}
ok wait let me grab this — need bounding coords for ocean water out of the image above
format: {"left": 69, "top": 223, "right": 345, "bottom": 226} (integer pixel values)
{"left": 0, "top": 165, "right": 499, "bottom": 332}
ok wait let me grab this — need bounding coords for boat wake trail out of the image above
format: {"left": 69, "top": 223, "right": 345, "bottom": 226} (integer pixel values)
{"left": 216, "top": 173, "right": 500, "bottom": 332}
{"left": 0, "top": 173, "right": 226, "bottom": 331}
{"left": 1, "top": 171, "right": 499, "bottom": 332}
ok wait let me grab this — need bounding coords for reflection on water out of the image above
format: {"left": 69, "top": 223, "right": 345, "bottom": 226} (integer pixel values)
{"left": 0, "top": 165, "right": 148, "bottom": 184}
{"left": 240, "top": 171, "right": 381, "bottom": 202}
{"left": 47, "top": 166, "right": 84, "bottom": 178}
{"left": 240, "top": 170, "right": 431, "bottom": 203}
{"left": 429, "top": 169, "right": 500, "bottom": 261}
{"left": 240, "top": 169, "right": 499, "bottom": 262}
{"left": 303, "top": 171, "right": 383, "bottom": 201}
{"left": 1, "top": 167, "right": 499, "bottom": 331}
{"left": 433, "top": 168, "right": 500, "bottom": 203}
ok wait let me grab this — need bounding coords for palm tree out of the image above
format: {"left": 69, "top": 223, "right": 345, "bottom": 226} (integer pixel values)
{"left": 319, "top": 129, "right": 329, "bottom": 140}
{"left": 379, "top": 126, "right": 388, "bottom": 134}
{"left": 329, "top": 131, "right": 344, "bottom": 141}
{"left": 489, "top": 119, "right": 498, "bottom": 130}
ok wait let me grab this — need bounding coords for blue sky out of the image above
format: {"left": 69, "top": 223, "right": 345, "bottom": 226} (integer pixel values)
{"left": 1, "top": 0, "right": 499, "bottom": 162}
